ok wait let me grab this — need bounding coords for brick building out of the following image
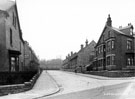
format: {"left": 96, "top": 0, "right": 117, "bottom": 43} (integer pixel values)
{"left": 94, "top": 15, "right": 135, "bottom": 71}
{"left": 0, "top": 0, "right": 39, "bottom": 72}
{"left": 23, "top": 41, "right": 31, "bottom": 70}
{"left": 29, "top": 47, "right": 39, "bottom": 71}
{"left": 0, "top": 1, "right": 24, "bottom": 71}
{"left": 77, "top": 40, "right": 96, "bottom": 72}
{"left": 68, "top": 52, "right": 78, "bottom": 70}
{"left": 63, "top": 40, "right": 96, "bottom": 72}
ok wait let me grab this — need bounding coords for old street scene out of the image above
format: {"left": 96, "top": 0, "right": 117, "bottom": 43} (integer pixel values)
{"left": 0, "top": 0, "right": 135, "bottom": 99}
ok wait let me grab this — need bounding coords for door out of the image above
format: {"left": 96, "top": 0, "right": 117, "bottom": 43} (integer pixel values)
{"left": 9, "top": 56, "right": 19, "bottom": 72}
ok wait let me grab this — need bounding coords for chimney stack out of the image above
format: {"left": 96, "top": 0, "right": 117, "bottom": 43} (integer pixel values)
{"left": 71, "top": 51, "right": 73, "bottom": 56}
{"left": 85, "top": 39, "right": 88, "bottom": 47}
{"left": 81, "top": 44, "right": 84, "bottom": 50}
{"left": 68, "top": 54, "right": 70, "bottom": 57}
{"left": 119, "top": 26, "right": 122, "bottom": 29}
{"left": 106, "top": 14, "right": 112, "bottom": 27}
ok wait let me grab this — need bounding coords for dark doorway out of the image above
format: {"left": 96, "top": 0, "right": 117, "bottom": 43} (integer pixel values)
{"left": 8, "top": 50, "right": 21, "bottom": 72}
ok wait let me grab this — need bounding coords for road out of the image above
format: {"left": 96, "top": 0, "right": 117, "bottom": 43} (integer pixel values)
{"left": 41, "top": 70, "right": 135, "bottom": 99}
{"left": 1, "top": 70, "right": 135, "bottom": 99}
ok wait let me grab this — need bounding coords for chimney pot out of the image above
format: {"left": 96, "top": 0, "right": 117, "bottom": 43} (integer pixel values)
{"left": 85, "top": 39, "right": 88, "bottom": 46}
{"left": 119, "top": 26, "right": 122, "bottom": 28}
{"left": 81, "top": 44, "right": 84, "bottom": 49}
{"left": 71, "top": 51, "right": 73, "bottom": 56}
{"left": 106, "top": 14, "right": 112, "bottom": 27}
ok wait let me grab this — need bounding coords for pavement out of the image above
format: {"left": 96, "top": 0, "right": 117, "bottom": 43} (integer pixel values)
{"left": 0, "top": 71, "right": 60, "bottom": 99}
{"left": 1, "top": 70, "right": 135, "bottom": 99}
{"left": 41, "top": 70, "right": 135, "bottom": 99}
{"left": 65, "top": 71, "right": 135, "bottom": 80}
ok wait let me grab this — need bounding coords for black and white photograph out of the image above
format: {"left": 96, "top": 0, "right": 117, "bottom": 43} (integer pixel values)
{"left": 0, "top": 0, "right": 135, "bottom": 99}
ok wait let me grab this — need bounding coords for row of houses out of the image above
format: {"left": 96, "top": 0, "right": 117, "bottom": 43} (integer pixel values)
{"left": 62, "top": 40, "right": 96, "bottom": 72}
{"left": 62, "top": 14, "right": 135, "bottom": 72}
{"left": 0, "top": 0, "right": 39, "bottom": 72}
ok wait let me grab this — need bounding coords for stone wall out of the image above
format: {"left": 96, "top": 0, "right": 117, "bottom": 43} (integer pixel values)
{"left": 0, "top": 70, "right": 41, "bottom": 96}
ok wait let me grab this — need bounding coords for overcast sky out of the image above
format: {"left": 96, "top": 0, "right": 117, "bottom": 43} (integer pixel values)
{"left": 15, "top": 0, "right": 135, "bottom": 60}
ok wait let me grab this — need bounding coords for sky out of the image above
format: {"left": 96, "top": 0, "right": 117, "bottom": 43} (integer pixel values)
{"left": 13, "top": 0, "right": 135, "bottom": 60}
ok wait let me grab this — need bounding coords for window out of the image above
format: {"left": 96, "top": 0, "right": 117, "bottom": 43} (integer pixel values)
{"left": 111, "top": 55, "right": 115, "bottom": 65}
{"left": 107, "top": 41, "right": 111, "bottom": 52}
{"left": 111, "top": 40, "right": 114, "bottom": 49}
{"left": 96, "top": 49, "right": 98, "bottom": 56}
{"left": 127, "top": 58, "right": 131, "bottom": 66}
{"left": 99, "top": 47, "right": 100, "bottom": 54}
{"left": 10, "top": 28, "right": 13, "bottom": 46}
{"left": 107, "top": 56, "right": 110, "bottom": 65}
{"left": 14, "top": 16, "right": 16, "bottom": 28}
{"left": 101, "top": 59, "right": 103, "bottom": 66}
{"left": 130, "top": 28, "right": 133, "bottom": 35}
{"left": 131, "top": 58, "right": 134, "bottom": 65}
{"left": 107, "top": 55, "right": 115, "bottom": 66}
{"left": 97, "top": 47, "right": 99, "bottom": 55}
{"left": 99, "top": 60, "right": 101, "bottom": 67}
{"left": 97, "top": 45, "right": 103, "bottom": 54}
{"left": 98, "top": 59, "right": 103, "bottom": 67}
{"left": 11, "top": 57, "right": 15, "bottom": 71}
{"left": 13, "top": 12, "right": 14, "bottom": 25}
{"left": 127, "top": 57, "right": 134, "bottom": 66}
{"left": 100, "top": 46, "right": 103, "bottom": 53}
{"left": 106, "top": 40, "right": 115, "bottom": 51}
{"left": 103, "top": 44, "right": 105, "bottom": 52}
{"left": 108, "top": 31, "right": 114, "bottom": 38}
{"left": 13, "top": 12, "right": 16, "bottom": 29}
{"left": 127, "top": 40, "right": 132, "bottom": 50}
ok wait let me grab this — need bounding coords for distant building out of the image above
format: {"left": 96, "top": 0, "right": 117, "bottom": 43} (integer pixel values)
{"left": 23, "top": 41, "right": 31, "bottom": 70}
{"left": 77, "top": 40, "right": 96, "bottom": 72}
{"left": 63, "top": 40, "right": 96, "bottom": 72}
{"left": 62, "top": 57, "right": 69, "bottom": 69}
{"left": 68, "top": 52, "right": 78, "bottom": 70}
{"left": 94, "top": 15, "right": 135, "bottom": 71}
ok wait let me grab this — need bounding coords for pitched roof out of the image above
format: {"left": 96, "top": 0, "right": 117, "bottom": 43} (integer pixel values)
{"left": 111, "top": 26, "right": 134, "bottom": 37}
{"left": 118, "top": 25, "right": 132, "bottom": 30}
{"left": 109, "top": 26, "right": 125, "bottom": 35}
{"left": 0, "top": 0, "right": 15, "bottom": 11}
{"left": 95, "top": 25, "right": 134, "bottom": 47}
{"left": 78, "top": 40, "right": 96, "bottom": 53}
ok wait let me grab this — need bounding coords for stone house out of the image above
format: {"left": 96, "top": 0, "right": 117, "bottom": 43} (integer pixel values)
{"left": 0, "top": 1, "right": 25, "bottom": 71}
{"left": 63, "top": 40, "right": 96, "bottom": 72}
{"left": 94, "top": 15, "right": 135, "bottom": 71}
{"left": 77, "top": 40, "right": 96, "bottom": 71}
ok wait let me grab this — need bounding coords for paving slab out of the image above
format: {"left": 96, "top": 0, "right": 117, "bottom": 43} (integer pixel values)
{"left": 0, "top": 71, "right": 60, "bottom": 99}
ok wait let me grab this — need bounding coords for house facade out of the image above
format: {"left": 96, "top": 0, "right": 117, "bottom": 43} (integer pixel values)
{"left": 0, "top": 1, "right": 23, "bottom": 71}
{"left": 94, "top": 15, "right": 135, "bottom": 71}
{"left": 62, "top": 40, "right": 96, "bottom": 72}
{"left": 77, "top": 40, "right": 96, "bottom": 72}
{"left": 0, "top": 1, "right": 39, "bottom": 72}
{"left": 68, "top": 52, "right": 78, "bottom": 70}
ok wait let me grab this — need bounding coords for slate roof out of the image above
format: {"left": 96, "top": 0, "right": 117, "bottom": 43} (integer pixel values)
{"left": 96, "top": 25, "right": 134, "bottom": 47}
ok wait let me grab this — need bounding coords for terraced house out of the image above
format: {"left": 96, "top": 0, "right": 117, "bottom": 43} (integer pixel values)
{"left": 63, "top": 40, "right": 96, "bottom": 72}
{"left": 77, "top": 40, "right": 96, "bottom": 71}
{"left": 0, "top": 1, "right": 23, "bottom": 71}
{"left": 94, "top": 15, "right": 135, "bottom": 71}
{"left": 0, "top": 0, "right": 39, "bottom": 72}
